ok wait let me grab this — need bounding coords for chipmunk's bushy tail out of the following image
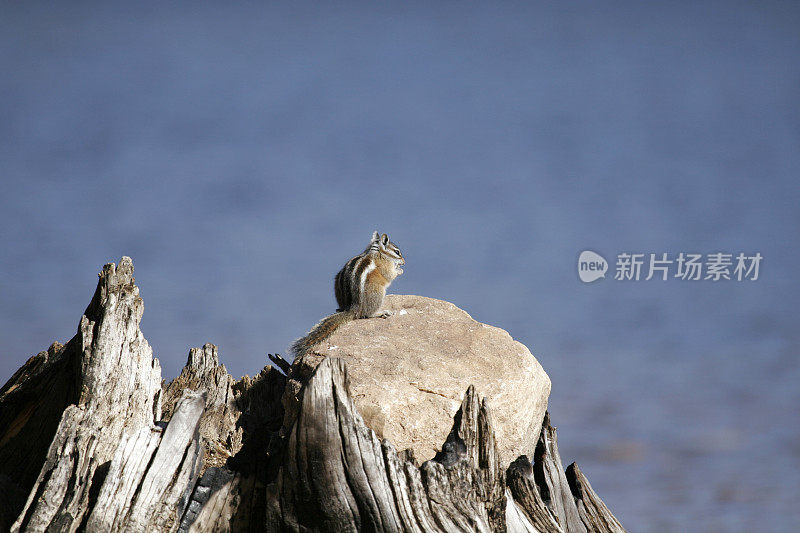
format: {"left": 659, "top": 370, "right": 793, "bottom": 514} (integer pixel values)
{"left": 289, "top": 310, "right": 356, "bottom": 358}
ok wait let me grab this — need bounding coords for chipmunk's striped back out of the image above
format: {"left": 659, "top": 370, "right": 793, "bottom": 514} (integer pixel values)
{"left": 335, "top": 233, "right": 403, "bottom": 314}
{"left": 290, "top": 231, "right": 404, "bottom": 357}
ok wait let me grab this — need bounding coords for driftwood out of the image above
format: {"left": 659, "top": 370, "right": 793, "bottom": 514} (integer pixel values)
{"left": 0, "top": 258, "right": 625, "bottom": 532}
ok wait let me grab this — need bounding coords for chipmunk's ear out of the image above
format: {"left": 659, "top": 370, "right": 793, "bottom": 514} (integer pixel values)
{"left": 381, "top": 233, "right": 389, "bottom": 245}
{"left": 371, "top": 231, "right": 380, "bottom": 243}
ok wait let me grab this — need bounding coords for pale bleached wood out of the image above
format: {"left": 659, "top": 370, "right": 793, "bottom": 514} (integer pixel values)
{"left": 506, "top": 455, "right": 563, "bottom": 532}
{"left": 9, "top": 258, "right": 163, "bottom": 533}
{"left": 85, "top": 390, "right": 205, "bottom": 532}
{"left": 566, "top": 463, "right": 626, "bottom": 533}
{"left": 262, "top": 358, "right": 507, "bottom": 532}
{"left": 504, "top": 489, "right": 542, "bottom": 533}
{"left": 1, "top": 257, "right": 625, "bottom": 533}
{"left": 180, "top": 467, "right": 237, "bottom": 533}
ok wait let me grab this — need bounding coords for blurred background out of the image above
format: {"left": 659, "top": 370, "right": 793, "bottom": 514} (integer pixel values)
{"left": 1, "top": 2, "right": 798, "bottom": 530}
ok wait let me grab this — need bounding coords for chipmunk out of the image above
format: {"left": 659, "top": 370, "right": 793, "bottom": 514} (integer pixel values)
{"left": 289, "top": 231, "right": 405, "bottom": 357}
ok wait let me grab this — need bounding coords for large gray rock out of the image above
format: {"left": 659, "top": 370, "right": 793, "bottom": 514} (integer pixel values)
{"left": 288, "top": 294, "right": 551, "bottom": 466}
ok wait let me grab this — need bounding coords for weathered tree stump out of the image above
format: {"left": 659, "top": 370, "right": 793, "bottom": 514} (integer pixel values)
{"left": 0, "top": 257, "right": 625, "bottom": 532}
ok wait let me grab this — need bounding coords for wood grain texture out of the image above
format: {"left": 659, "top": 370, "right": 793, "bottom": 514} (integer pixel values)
{"left": 8, "top": 258, "right": 163, "bottom": 533}
{"left": 0, "top": 257, "right": 624, "bottom": 532}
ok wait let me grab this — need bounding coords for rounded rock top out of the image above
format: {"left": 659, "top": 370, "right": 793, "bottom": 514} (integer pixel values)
{"left": 312, "top": 294, "right": 551, "bottom": 466}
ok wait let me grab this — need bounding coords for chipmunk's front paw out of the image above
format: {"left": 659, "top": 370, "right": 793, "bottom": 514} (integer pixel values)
{"left": 377, "top": 310, "right": 393, "bottom": 319}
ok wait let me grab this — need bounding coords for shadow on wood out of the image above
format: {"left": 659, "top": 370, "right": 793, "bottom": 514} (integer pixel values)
{"left": 0, "top": 257, "right": 625, "bottom": 532}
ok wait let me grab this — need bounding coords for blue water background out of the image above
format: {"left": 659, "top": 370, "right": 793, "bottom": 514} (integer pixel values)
{"left": 1, "top": 3, "right": 799, "bottom": 530}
